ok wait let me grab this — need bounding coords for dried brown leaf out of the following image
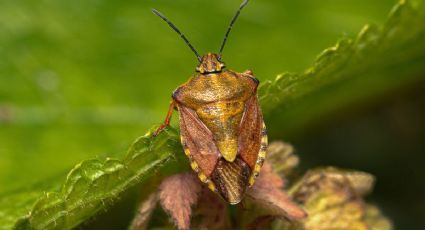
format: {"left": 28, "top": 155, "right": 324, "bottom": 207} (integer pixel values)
{"left": 364, "top": 204, "right": 393, "bottom": 230}
{"left": 246, "top": 215, "right": 275, "bottom": 230}
{"left": 247, "top": 163, "right": 307, "bottom": 220}
{"left": 266, "top": 141, "right": 299, "bottom": 176}
{"left": 290, "top": 168, "right": 392, "bottom": 230}
{"left": 159, "top": 172, "right": 202, "bottom": 230}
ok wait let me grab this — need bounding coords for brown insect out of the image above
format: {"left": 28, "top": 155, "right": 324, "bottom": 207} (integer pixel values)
{"left": 152, "top": 0, "right": 267, "bottom": 204}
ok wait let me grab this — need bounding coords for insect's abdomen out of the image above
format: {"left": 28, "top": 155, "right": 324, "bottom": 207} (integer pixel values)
{"left": 196, "top": 101, "right": 245, "bottom": 162}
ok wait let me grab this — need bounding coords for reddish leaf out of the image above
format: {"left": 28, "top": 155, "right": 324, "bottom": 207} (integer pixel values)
{"left": 158, "top": 172, "right": 202, "bottom": 230}
{"left": 191, "top": 188, "right": 231, "bottom": 230}
{"left": 246, "top": 215, "right": 275, "bottom": 230}
{"left": 247, "top": 163, "right": 307, "bottom": 220}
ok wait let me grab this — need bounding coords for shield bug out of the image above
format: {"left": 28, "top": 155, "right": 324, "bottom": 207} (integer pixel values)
{"left": 152, "top": 0, "right": 267, "bottom": 204}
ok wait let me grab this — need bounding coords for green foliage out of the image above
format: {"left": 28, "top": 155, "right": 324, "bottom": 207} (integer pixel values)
{"left": 6, "top": 127, "right": 182, "bottom": 230}
{"left": 260, "top": 0, "right": 425, "bottom": 136}
{"left": 0, "top": 0, "right": 394, "bottom": 191}
{"left": 0, "top": 0, "right": 424, "bottom": 229}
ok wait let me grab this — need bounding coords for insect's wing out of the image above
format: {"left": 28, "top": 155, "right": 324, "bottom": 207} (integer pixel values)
{"left": 238, "top": 95, "right": 267, "bottom": 186}
{"left": 178, "top": 105, "right": 220, "bottom": 179}
{"left": 178, "top": 103, "right": 252, "bottom": 204}
{"left": 176, "top": 76, "right": 266, "bottom": 204}
{"left": 210, "top": 155, "right": 251, "bottom": 204}
{"left": 211, "top": 94, "right": 266, "bottom": 204}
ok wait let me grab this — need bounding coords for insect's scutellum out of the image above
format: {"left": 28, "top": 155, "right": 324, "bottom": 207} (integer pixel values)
{"left": 153, "top": 0, "right": 267, "bottom": 205}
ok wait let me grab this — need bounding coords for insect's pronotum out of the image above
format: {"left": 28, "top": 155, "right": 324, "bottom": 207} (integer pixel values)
{"left": 153, "top": 0, "right": 267, "bottom": 204}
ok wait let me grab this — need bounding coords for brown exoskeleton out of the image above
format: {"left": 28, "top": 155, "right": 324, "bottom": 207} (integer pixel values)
{"left": 153, "top": 0, "right": 266, "bottom": 204}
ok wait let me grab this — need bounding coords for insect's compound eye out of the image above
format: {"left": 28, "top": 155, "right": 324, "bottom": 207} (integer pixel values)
{"left": 195, "top": 65, "right": 204, "bottom": 73}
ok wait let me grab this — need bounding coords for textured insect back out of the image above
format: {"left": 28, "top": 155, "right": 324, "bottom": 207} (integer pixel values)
{"left": 152, "top": 0, "right": 268, "bottom": 204}
{"left": 211, "top": 157, "right": 251, "bottom": 204}
{"left": 181, "top": 137, "right": 217, "bottom": 192}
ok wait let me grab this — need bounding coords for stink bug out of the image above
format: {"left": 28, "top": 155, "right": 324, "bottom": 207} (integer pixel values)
{"left": 152, "top": 0, "right": 267, "bottom": 204}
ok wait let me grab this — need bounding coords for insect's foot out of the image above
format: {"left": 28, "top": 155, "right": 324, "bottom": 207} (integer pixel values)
{"left": 153, "top": 126, "right": 166, "bottom": 137}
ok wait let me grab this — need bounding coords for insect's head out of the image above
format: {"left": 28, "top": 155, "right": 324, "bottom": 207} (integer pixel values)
{"left": 196, "top": 53, "right": 226, "bottom": 74}
{"left": 152, "top": 0, "right": 249, "bottom": 73}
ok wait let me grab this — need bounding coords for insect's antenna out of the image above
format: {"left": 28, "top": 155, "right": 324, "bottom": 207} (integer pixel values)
{"left": 152, "top": 9, "right": 201, "bottom": 62}
{"left": 218, "top": 0, "right": 250, "bottom": 56}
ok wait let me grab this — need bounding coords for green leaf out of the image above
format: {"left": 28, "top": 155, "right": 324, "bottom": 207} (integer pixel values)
{"left": 1, "top": 127, "right": 183, "bottom": 230}
{"left": 259, "top": 0, "right": 425, "bottom": 136}
{"left": 1, "top": 0, "right": 424, "bottom": 229}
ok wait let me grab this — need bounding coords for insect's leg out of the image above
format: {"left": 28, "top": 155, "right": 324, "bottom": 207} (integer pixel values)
{"left": 153, "top": 100, "right": 176, "bottom": 136}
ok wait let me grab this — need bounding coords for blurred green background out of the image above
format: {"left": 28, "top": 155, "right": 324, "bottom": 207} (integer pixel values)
{"left": 0, "top": 0, "right": 424, "bottom": 229}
